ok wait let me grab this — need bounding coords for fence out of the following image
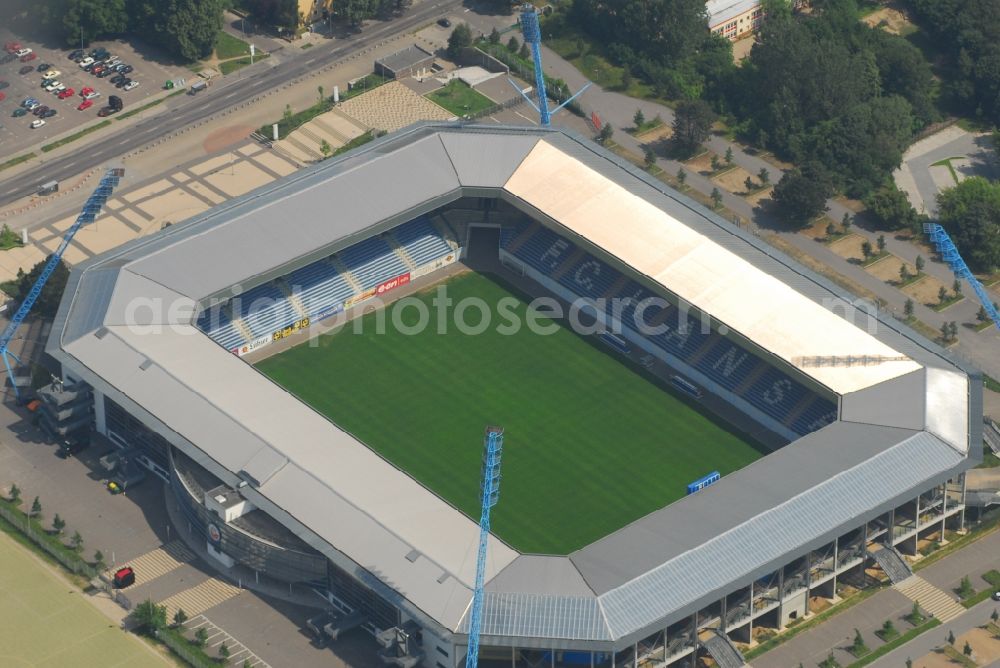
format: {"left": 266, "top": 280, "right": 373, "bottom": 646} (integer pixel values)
{"left": 155, "top": 628, "right": 217, "bottom": 668}
{"left": 0, "top": 503, "right": 99, "bottom": 579}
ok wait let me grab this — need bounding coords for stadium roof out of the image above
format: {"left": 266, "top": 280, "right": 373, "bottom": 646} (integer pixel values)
{"left": 50, "top": 124, "right": 980, "bottom": 648}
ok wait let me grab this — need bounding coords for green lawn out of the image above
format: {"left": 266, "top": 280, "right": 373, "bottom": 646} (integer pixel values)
{"left": 0, "top": 532, "right": 167, "bottom": 667}
{"left": 426, "top": 80, "right": 496, "bottom": 117}
{"left": 257, "top": 273, "right": 762, "bottom": 554}
{"left": 215, "top": 31, "right": 251, "bottom": 60}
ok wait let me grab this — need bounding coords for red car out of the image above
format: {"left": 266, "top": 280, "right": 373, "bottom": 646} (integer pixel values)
{"left": 20, "top": 52, "right": 36, "bottom": 63}
{"left": 80, "top": 86, "right": 94, "bottom": 97}
{"left": 0, "top": 92, "right": 5, "bottom": 102}
{"left": 77, "top": 98, "right": 93, "bottom": 111}
{"left": 4, "top": 41, "right": 22, "bottom": 54}
{"left": 57, "top": 88, "right": 74, "bottom": 99}
{"left": 112, "top": 566, "right": 135, "bottom": 588}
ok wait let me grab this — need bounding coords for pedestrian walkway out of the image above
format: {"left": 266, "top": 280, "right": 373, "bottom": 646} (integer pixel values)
{"left": 894, "top": 575, "right": 966, "bottom": 623}
{"left": 186, "top": 613, "right": 272, "bottom": 667}
{"left": 106, "top": 540, "right": 195, "bottom": 588}
{"left": 159, "top": 577, "right": 242, "bottom": 619}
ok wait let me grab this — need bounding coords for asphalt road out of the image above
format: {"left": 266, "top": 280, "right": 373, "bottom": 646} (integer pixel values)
{"left": 0, "top": 0, "right": 459, "bottom": 206}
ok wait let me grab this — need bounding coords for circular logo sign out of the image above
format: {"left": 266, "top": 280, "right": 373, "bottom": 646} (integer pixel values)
{"left": 207, "top": 522, "right": 222, "bottom": 544}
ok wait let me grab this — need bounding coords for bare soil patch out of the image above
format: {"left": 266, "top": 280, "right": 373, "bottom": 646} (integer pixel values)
{"left": 866, "top": 254, "right": 914, "bottom": 283}
{"left": 745, "top": 187, "right": 774, "bottom": 207}
{"left": 202, "top": 125, "right": 255, "bottom": 153}
{"left": 635, "top": 125, "right": 672, "bottom": 144}
{"left": 902, "top": 274, "right": 949, "bottom": 306}
{"left": 712, "top": 166, "right": 755, "bottom": 194}
{"left": 684, "top": 152, "right": 718, "bottom": 176}
{"left": 828, "top": 234, "right": 868, "bottom": 262}
{"left": 862, "top": 6, "right": 917, "bottom": 35}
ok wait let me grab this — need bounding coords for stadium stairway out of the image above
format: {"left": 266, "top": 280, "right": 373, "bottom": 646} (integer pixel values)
{"left": 550, "top": 248, "right": 586, "bottom": 281}
{"left": 431, "top": 215, "right": 461, "bottom": 250}
{"left": 104, "top": 540, "right": 195, "bottom": 589}
{"left": 506, "top": 221, "right": 540, "bottom": 254}
{"left": 330, "top": 256, "right": 363, "bottom": 292}
{"left": 276, "top": 277, "right": 309, "bottom": 319}
{"left": 158, "top": 577, "right": 242, "bottom": 620}
{"left": 872, "top": 545, "right": 913, "bottom": 584}
{"left": 894, "top": 576, "right": 966, "bottom": 623}
{"left": 385, "top": 232, "right": 418, "bottom": 271}
{"left": 701, "top": 630, "right": 747, "bottom": 668}
{"left": 603, "top": 275, "right": 629, "bottom": 301}
{"left": 234, "top": 318, "right": 255, "bottom": 344}
{"left": 735, "top": 362, "right": 770, "bottom": 396}
{"left": 784, "top": 393, "right": 821, "bottom": 431}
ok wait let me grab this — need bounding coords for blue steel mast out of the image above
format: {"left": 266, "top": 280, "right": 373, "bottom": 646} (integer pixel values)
{"left": 465, "top": 426, "right": 504, "bottom": 668}
{"left": 0, "top": 167, "right": 125, "bottom": 399}
{"left": 923, "top": 223, "right": 1000, "bottom": 332}
{"left": 513, "top": 5, "right": 590, "bottom": 126}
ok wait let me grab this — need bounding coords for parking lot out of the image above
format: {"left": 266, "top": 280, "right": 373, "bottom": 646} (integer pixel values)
{"left": 0, "top": 30, "right": 188, "bottom": 155}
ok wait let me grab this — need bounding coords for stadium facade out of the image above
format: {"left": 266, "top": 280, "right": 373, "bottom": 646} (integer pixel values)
{"left": 48, "top": 124, "right": 981, "bottom": 668}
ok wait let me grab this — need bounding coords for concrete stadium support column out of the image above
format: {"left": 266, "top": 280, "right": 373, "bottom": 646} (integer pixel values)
{"left": 831, "top": 536, "right": 839, "bottom": 598}
{"left": 776, "top": 568, "right": 785, "bottom": 629}
{"left": 93, "top": 390, "right": 106, "bottom": 434}
{"left": 887, "top": 507, "right": 896, "bottom": 547}
{"left": 719, "top": 595, "right": 728, "bottom": 633}
{"left": 960, "top": 472, "right": 967, "bottom": 530}
{"left": 747, "top": 580, "right": 754, "bottom": 641}
{"left": 940, "top": 482, "right": 949, "bottom": 540}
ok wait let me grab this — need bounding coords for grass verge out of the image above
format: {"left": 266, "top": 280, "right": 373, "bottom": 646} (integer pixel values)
{"left": 260, "top": 74, "right": 388, "bottom": 140}
{"left": 41, "top": 120, "right": 112, "bottom": 153}
{"left": 331, "top": 130, "right": 377, "bottom": 157}
{"left": 0, "top": 152, "right": 36, "bottom": 173}
{"left": 116, "top": 89, "right": 186, "bottom": 121}
{"left": 426, "top": 80, "right": 495, "bottom": 117}
{"left": 744, "top": 586, "right": 885, "bottom": 660}
{"left": 846, "top": 619, "right": 941, "bottom": 667}
{"left": 215, "top": 30, "right": 251, "bottom": 59}
{"left": 915, "top": 516, "right": 1000, "bottom": 571}
{"left": 219, "top": 52, "right": 269, "bottom": 75}
{"left": 960, "top": 570, "right": 1000, "bottom": 608}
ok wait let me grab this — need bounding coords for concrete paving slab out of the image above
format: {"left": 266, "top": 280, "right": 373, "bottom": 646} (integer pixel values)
{"left": 204, "top": 161, "right": 272, "bottom": 198}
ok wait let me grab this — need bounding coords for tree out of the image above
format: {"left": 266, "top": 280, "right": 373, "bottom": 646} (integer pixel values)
{"left": 937, "top": 177, "right": 1000, "bottom": 272}
{"left": 725, "top": 146, "right": 734, "bottom": 165}
{"left": 317, "top": 85, "right": 324, "bottom": 103}
{"left": 244, "top": 661, "right": 253, "bottom": 668}
{"left": 219, "top": 642, "right": 231, "bottom": 661}
{"left": 139, "top": 0, "right": 227, "bottom": 62}
{"left": 852, "top": 628, "right": 866, "bottom": 652}
{"left": 172, "top": 607, "right": 188, "bottom": 628}
{"left": 507, "top": 36, "right": 519, "bottom": 53}
{"left": 52, "top": 514, "right": 65, "bottom": 534}
{"left": 910, "top": 602, "right": 922, "bottom": 623}
{"left": 282, "top": 104, "right": 293, "bottom": 122}
{"left": 30, "top": 496, "right": 41, "bottom": 518}
{"left": 842, "top": 212, "right": 851, "bottom": 232}
{"left": 951, "top": 321, "right": 959, "bottom": 340}
{"left": 677, "top": 168, "right": 687, "bottom": 187}
{"left": 519, "top": 42, "right": 529, "bottom": 60}
{"left": 904, "top": 298, "right": 914, "bottom": 318}
{"left": 133, "top": 599, "right": 167, "bottom": 635}
{"left": 42, "top": 0, "right": 128, "bottom": 47}
{"left": 876, "top": 234, "right": 886, "bottom": 253}
{"left": 748, "top": 177, "right": 759, "bottom": 194}
{"left": 862, "top": 240, "right": 874, "bottom": 260}
{"left": 320, "top": 139, "right": 332, "bottom": 157}
{"left": 194, "top": 626, "right": 209, "bottom": 646}
{"left": 953, "top": 279, "right": 962, "bottom": 296}
{"left": 633, "top": 108, "right": 646, "bottom": 130}
{"left": 941, "top": 321, "right": 953, "bottom": 342}
{"left": 70, "top": 531, "right": 83, "bottom": 552}
{"left": 446, "top": 23, "right": 473, "bottom": 60}
{"left": 906, "top": 659, "right": 912, "bottom": 668}
{"left": 671, "top": 99, "right": 715, "bottom": 157}
{"left": 711, "top": 154, "right": 722, "bottom": 172}
{"left": 759, "top": 168, "right": 770, "bottom": 186}
{"left": 826, "top": 221, "right": 836, "bottom": 237}
{"left": 772, "top": 163, "right": 832, "bottom": 228}
{"left": 93, "top": 549, "right": 106, "bottom": 571}
{"left": 964, "top": 641, "right": 973, "bottom": 657}
{"left": 991, "top": 609, "right": 998, "bottom": 622}
{"left": 643, "top": 146, "right": 656, "bottom": 169}
{"left": 938, "top": 285, "right": 949, "bottom": 305}
{"left": 881, "top": 619, "right": 895, "bottom": 636}
{"left": 915, "top": 255, "right": 925, "bottom": 273}
{"left": 488, "top": 27, "right": 501, "bottom": 45}
{"left": 12, "top": 256, "right": 69, "bottom": 318}
{"left": 865, "top": 182, "right": 920, "bottom": 231}
{"left": 947, "top": 630, "right": 956, "bottom": 646}
{"left": 899, "top": 264, "right": 909, "bottom": 282}
{"left": 710, "top": 187, "right": 723, "bottom": 209}
{"left": 8, "top": 483, "right": 20, "bottom": 504}
{"left": 599, "top": 123, "right": 614, "bottom": 145}
{"left": 620, "top": 66, "right": 633, "bottom": 90}
{"left": 978, "top": 306, "right": 989, "bottom": 322}
{"left": 958, "top": 575, "right": 973, "bottom": 597}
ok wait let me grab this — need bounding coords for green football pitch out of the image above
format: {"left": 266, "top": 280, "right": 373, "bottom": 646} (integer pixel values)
{"left": 0, "top": 532, "right": 167, "bottom": 667}
{"left": 257, "top": 272, "right": 764, "bottom": 554}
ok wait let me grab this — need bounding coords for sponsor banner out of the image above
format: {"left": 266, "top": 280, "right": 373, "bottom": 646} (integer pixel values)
{"left": 311, "top": 302, "right": 344, "bottom": 322}
{"left": 233, "top": 334, "right": 272, "bottom": 357}
{"left": 344, "top": 287, "right": 377, "bottom": 309}
{"left": 272, "top": 317, "right": 310, "bottom": 342}
{"left": 375, "top": 272, "right": 411, "bottom": 296}
{"left": 411, "top": 252, "right": 458, "bottom": 280}
{"left": 207, "top": 522, "right": 222, "bottom": 547}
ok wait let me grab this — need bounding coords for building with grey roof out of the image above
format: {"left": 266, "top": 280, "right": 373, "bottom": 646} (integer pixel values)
{"left": 48, "top": 124, "right": 980, "bottom": 668}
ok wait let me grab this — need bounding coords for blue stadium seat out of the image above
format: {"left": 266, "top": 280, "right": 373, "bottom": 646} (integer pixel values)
{"left": 557, "top": 254, "right": 621, "bottom": 301}
{"left": 743, "top": 367, "right": 812, "bottom": 427}
{"left": 695, "top": 338, "right": 763, "bottom": 393}
{"left": 790, "top": 397, "right": 838, "bottom": 436}
{"left": 338, "top": 236, "right": 409, "bottom": 290}
{"left": 287, "top": 261, "right": 354, "bottom": 319}
{"left": 393, "top": 217, "right": 452, "bottom": 267}
{"left": 510, "top": 225, "right": 574, "bottom": 275}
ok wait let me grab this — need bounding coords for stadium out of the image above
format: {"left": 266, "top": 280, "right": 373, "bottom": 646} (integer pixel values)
{"left": 47, "top": 124, "right": 981, "bottom": 668}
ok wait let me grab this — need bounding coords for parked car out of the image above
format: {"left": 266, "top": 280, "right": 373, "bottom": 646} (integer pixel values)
{"left": 42, "top": 108, "right": 56, "bottom": 118}
{"left": 0, "top": 92, "right": 5, "bottom": 102}
{"left": 20, "top": 52, "right": 37, "bottom": 63}
{"left": 123, "top": 80, "right": 139, "bottom": 91}
{"left": 80, "top": 86, "right": 94, "bottom": 97}
{"left": 57, "top": 88, "right": 74, "bottom": 99}
{"left": 112, "top": 566, "right": 135, "bottom": 588}
{"left": 90, "top": 48, "right": 109, "bottom": 60}
{"left": 82, "top": 89, "right": 100, "bottom": 100}
{"left": 91, "top": 65, "right": 105, "bottom": 76}
{"left": 0, "top": 81, "right": 8, "bottom": 90}
{"left": 14, "top": 48, "right": 32, "bottom": 57}
{"left": 110, "top": 74, "right": 124, "bottom": 84}
{"left": 118, "top": 64, "right": 133, "bottom": 75}
{"left": 33, "top": 105, "right": 48, "bottom": 116}
{"left": 4, "top": 41, "right": 22, "bottom": 53}
{"left": 97, "top": 69, "right": 113, "bottom": 79}
{"left": 12, "top": 107, "right": 27, "bottom": 117}
{"left": 22, "top": 96, "right": 38, "bottom": 107}
{"left": 36, "top": 62, "right": 51, "bottom": 72}
{"left": 437, "top": 18, "right": 451, "bottom": 27}
{"left": 97, "top": 106, "right": 114, "bottom": 117}
{"left": 68, "top": 49, "right": 84, "bottom": 60}
{"left": 77, "top": 98, "right": 93, "bottom": 111}
{"left": 43, "top": 69, "right": 60, "bottom": 80}
{"left": 44, "top": 81, "right": 62, "bottom": 93}
{"left": 30, "top": 118, "right": 45, "bottom": 128}
{"left": 0, "top": 53, "right": 17, "bottom": 64}
{"left": 25, "top": 100, "right": 39, "bottom": 110}
{"left": 78, "top": 57, "right": 94, "bottom": 68}
{"left": 993, "top": 591, "right": 1000, "bottom": 602}
{"left": 18, "top": 65, "right": 34, "bottom": 75}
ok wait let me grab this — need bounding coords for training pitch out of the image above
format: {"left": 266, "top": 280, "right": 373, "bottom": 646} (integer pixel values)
{"left": 257, "top": 272, "right": 763, "bottom": 554}
{"left": 0, "top": 531, "right": 166, "bottom": 667}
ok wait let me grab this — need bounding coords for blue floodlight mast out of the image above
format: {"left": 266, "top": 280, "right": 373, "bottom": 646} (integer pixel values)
{"left": 514, "top": 5, "right": 590, "bottom": 126}
{"left": 0, "top": 167, "right": 125, "bottom": 400}
{"left": 465, "top": 426, "right": 504, "bottom": 668}
{"left": 924, "top": 223, "right": 1000, "bottom": 332}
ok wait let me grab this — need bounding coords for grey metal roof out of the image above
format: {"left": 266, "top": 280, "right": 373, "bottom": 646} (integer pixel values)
{"left": 49, "top": 124, "right": 979, "bottom": 646}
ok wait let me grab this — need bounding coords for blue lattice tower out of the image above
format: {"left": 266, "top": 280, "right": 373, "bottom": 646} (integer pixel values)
{"left": 465, "top": 426, "right": 503, "bottom": 668}
{"left": 0, "top": 167, "right": 125, "bottom": 400}
{"left": 513, "top": 5, "right": 590, "bottom": 126}
{"left": 924, "top": 223, "right": 1000, "bottom": 332}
